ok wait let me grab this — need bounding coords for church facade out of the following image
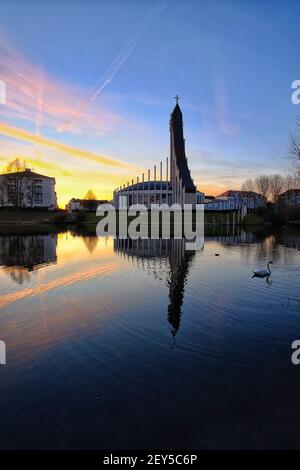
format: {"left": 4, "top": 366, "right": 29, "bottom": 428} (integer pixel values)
{"left": 113, "top": 101, "right": 202, "bottom": 209}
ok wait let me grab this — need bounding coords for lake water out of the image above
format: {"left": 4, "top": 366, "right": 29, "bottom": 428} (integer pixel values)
{"left": 0, "top": 227, "right": 299, "bottom": 449}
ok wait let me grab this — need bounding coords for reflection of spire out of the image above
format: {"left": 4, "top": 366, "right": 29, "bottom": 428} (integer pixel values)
{"left": 114, "top": 238, "right": 195, "bottom": 341}
{"left": 82, "top": 236, "right": 99, "bottom": 254}
{"left": 167, "top": 246, "right": 194, "bottom": 340}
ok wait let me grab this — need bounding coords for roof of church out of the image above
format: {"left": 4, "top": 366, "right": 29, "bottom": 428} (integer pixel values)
{"left": 119, "top": 181, "right": 172, "bottom": 191}
{"left": 170, "top": 103, "right": 196, "bottom": 193}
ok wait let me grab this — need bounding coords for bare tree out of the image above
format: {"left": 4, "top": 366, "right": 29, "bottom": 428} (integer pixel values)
{"left": 255, "top": 175, "right": 271, "bottom": 200}
{"left": 288, "top": 117, "right": 300, "bottom": 179}
{"left": 6, "top": 158, "right": 25, "bottom": 174}
{"left": 241, "top": 178, "right": 255, "bottom": 192}
{"left": 84, "top": 189, "right": 97, "bottom": 200}
{"left": 83, "top": 189, "right": 98, "bottom": 211}
{"left": 283, "top": 174, "right": 300, "bottom": 192}
{"left": 269, "top": 174, "right": 284, "bottom": 203}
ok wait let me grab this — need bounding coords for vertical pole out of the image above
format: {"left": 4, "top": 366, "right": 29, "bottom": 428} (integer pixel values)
{"left": 166, "top": 157, "right": 169, "bottom": 182}
{"left": 142, "top": 173, "right": 144, "bottom": 206}
{"left": 180, "top": 179, "right": 183, "bottom": 207}
{"left": 166, "top": 157, "right": 169, "bottom": 205}
{"left": 154, "top": 165, "right": 156, "bottom": 205}
{"left": 160, "top": 161, "right": 162, "bottom": 205}
{"left": 132, "top": 179, "right": 134, "bottom": 206}
{"left": 148, "top": 169, "right": 150, "bottom": 209}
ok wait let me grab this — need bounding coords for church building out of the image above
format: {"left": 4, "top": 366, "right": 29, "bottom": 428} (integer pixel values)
{"left": 113, "top": 99, "right": 203, "bottom": 208}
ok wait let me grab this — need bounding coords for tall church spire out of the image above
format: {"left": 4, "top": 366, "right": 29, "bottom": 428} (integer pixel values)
{"left": 170, "top": 100, "right": 196, "bottom": 195}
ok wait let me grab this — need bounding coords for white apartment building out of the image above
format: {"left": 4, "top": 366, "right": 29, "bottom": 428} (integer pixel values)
{"left": 0, "top": 169, "right": 57, "bottom": 209}
{"left": 205, "top": 190, "right": 266, "bottom": 211}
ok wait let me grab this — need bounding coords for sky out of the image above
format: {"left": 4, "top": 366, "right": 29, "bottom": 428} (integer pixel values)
{"left": 0, "top": 0, "right": 300, "bottom": 207}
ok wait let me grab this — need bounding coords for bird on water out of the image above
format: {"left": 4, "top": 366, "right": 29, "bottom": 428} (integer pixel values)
{"left": 252, "top": 261, "right": 273, "bottom": 278}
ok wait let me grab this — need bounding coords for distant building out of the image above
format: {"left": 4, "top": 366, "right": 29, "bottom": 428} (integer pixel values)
{"left": 66, "top": 198, "right": 108, "bottom": 212}
{"left": 277, "top": 189, "right": 300, "bottom": 206}
{"left": 197, "top": 191, "right": 205, "bottom": 203}
{"left": 205, "top": 198, "right": 234, "bottom": 211}
{"left": 205, "top": 190, "right": 266, "bottom": 211}
{"left": 0, "top": 169, "right": 57, "bottom": 209}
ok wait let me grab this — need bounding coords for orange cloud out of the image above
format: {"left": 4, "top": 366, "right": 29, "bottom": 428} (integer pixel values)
{"left": 0, "top": 121, "right": 135, "bottom": 169}
{"left": 0, "top": 140, "right": 140, "bottom": 206}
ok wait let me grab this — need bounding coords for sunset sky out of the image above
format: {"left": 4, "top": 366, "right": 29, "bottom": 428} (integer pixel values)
{"left": 0, "top": 0, "right": 299, "bottom": 207}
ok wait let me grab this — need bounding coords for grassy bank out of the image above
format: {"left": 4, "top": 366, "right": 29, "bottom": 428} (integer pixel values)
{"left": 79, "top": 210, "right": 240, "bottom": 226}
{"left": 0, "top": 210, "right": 68, "bottom": 227}
{"left": 0, "top": 224, "right": 67, "bottom": 235}
{"left": 2, "top": 206, "right": 298, "bottom": 233}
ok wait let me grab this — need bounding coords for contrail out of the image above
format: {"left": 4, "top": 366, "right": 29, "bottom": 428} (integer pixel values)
{"left": 35, "top": 67, "right": 44, "bottom": 160}
{"left": 58, "top": 0, "right": 167, "bottom": 133}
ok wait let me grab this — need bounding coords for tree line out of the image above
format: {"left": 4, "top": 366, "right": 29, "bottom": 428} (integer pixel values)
{"left": 241, "top": 174, "right": 299, "bottom": 202}
{"left": 241, "top": 117, "right": 300, "bottom": 202}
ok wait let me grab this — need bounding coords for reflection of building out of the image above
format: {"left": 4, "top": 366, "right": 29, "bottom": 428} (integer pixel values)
{"left": 205, "top": 228, "right": 261, "bottom": 245}
{"left": 274, "top": 227, "right": 300, "bottom": 249}
{"left": 205, "top": 190, "right": 266, "bottom": 211}
{"left": 0, "top": 169, "right": 57, "bottom": 209}
{"left": 114, "top": 100, "right": 201, "bottom": 208}
{"left": 114, "top": 238, "right": 195, "bottom": 339}
{"left": 66, "top": 198, "right": 108, "bottom": 212}
{"left": 0, "top": 234, "right": 57, "bottom": 283}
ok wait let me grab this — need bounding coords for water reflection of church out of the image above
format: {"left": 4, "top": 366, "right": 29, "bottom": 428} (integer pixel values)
{"left": 0, "top": 234, "right": 57, "bottom": 283}
{"left": 114, "top": 238, "right": 195, "bottom": 340}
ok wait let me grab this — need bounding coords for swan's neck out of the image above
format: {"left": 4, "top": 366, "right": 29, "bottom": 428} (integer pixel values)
{"left": 267, "top": 262, "right": 272, "bottom": 273}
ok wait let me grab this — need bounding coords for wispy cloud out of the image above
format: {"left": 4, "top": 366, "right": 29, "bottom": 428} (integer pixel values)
{"left": 0, "top": 121, "right": 135, "bottom": 169}
{"left": 0, "top": 34, "right": 128, "bottom": 136}
{"left": 213, "top": 78, "right": 239, "bottom": 136}
{"left": 58, "top": 0, "right": 167, "bottom": 132}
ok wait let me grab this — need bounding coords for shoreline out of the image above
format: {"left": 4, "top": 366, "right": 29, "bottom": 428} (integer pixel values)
{"left": 0, "top": 208, "right": 299, "bottom": 233}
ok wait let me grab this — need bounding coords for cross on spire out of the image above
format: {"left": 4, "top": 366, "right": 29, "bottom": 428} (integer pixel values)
{"left": 174, "top": 95, "right": 180, "bottom": 105}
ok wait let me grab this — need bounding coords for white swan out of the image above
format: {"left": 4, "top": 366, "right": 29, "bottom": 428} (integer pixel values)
{"left": 252, "top": 261, "right": 273, "bottom": 278}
